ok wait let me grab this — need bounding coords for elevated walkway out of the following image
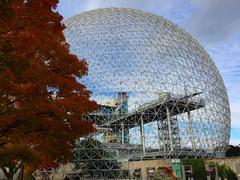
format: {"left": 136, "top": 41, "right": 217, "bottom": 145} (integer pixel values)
{"left": 87, "top": 92, "right": 204, "bottom": 129}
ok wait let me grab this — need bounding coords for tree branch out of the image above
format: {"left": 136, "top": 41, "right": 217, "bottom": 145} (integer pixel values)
{"left": 0, "top": 119, "right": 28, "bottom": 138}
{"left": 0, "top": 18, "right": 49, "bottom": 36}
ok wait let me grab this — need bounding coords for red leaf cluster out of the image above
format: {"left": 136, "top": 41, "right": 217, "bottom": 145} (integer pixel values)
{"left": 0, "top": 0, "right": 99, "bottom": 176}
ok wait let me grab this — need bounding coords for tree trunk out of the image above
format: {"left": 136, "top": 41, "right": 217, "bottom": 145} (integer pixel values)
{"left": 6, "top": 174, "right": 14, "bottom": 180}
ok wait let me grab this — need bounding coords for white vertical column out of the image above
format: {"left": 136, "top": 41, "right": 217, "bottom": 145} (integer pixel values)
{"left": 188, "top": 111, "right": 196, "bottom": 152}
{"left": 140, "top": 115, "right": 145, "bottom": 153}
{"left": 167, "top": 107, "right": 174, "bottom": 151}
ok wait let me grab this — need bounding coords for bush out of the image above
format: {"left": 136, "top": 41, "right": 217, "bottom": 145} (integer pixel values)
{"left": 217, "top": 163, "right": 237, "bottom": 180}
{"left": 181, "top": 159, "right": 207, "bottom": 180}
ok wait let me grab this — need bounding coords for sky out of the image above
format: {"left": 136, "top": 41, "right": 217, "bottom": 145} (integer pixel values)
{"left": 57, "top": 0, "right": 240, "bottom": 145}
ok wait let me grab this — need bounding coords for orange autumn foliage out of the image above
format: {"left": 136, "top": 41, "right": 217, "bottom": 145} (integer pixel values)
{"left": 0, "top": 0, "right": 99, "bottom": 178}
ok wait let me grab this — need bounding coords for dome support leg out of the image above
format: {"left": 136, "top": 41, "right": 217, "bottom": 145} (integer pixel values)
{"left": 188, "top": 111, "right": 196, "bottom": 152}
{"left": 140, "top": 114, "right": 145, "bottom": 154}
{"left": 167, "top": 107, "right": 174, "bottom": 151}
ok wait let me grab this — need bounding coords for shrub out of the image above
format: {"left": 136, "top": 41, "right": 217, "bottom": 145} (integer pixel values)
{"left": 217, "top": 163, "right": 237, "bottom": 180}
{"left": 181, "top": 159, "right": 207, "bottom": 180}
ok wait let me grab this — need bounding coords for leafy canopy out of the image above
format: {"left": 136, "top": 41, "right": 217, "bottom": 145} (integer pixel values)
{"left": 0, "top": 0, "right": 99, "bottom": 177}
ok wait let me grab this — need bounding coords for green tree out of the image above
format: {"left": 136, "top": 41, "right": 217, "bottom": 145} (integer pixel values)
{"left": 182, "top": 159, "right": 207, "bottom": 180}
{"left": 217, "top": 163, "right": 237, "bottom": 180}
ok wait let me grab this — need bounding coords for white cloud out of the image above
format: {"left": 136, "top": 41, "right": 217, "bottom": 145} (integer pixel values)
{"left": 58, "top": 0, "right": 191, "bottom": 23}
{"left": 58, "top": 0, "right": 240, "bottom": 45}
{"left": 230, "top": 139, "right": 240, "bottom": 146}
{"left": 231, "top": 102, "right": 240, "bottom": 128}
{"left": 184, "top": 0, "right": 240, "bottom": 44}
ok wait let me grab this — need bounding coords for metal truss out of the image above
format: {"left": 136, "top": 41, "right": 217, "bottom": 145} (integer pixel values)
{"left": 41, "top": 7, "right": 232, "bottom": 179}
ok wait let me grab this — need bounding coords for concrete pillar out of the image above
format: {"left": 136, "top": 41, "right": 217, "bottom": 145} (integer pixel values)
{"left": 166, "top": 107, "right": 173, "bottom": 151}
{"left": 187, "top": 111, "right": 196, "bottom": 152}
{"left": 140, "top": 115, "right": 145, "bottom": 154}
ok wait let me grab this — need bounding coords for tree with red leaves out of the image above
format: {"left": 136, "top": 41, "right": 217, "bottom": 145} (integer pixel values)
{"left": 0, "top": 0, "right": 99, "bottom": 179}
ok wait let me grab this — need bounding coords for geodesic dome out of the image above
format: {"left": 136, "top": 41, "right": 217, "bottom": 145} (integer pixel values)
{"left": 64, "top": 8, "right": 230, "bottom": 162}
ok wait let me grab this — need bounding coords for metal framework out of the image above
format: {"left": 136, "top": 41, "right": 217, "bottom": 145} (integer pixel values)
{"left": 61, "top": 8, "right": 231, "bottom": 179}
